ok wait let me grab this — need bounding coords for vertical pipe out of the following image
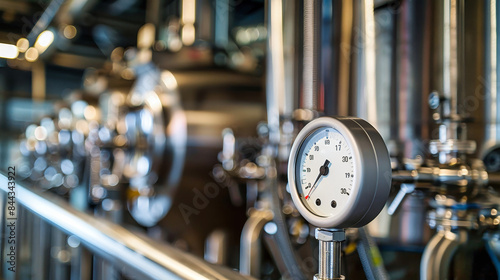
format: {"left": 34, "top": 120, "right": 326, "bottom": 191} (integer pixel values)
{"left": 302, "top": 0, "right": 321, "bottom": 111}
{"left": 19, "top": 206, "right": 33, "bottom": 279}
{"left": 484, "top": 0, "right": 498, "bottom": 153}
{"left": 354, "top": 0, "right": 377, "bottom": 126}
{"left": 282, "top": 1, "right": 297, "bottom": 118}
{"left": 318, "top": 240, "right": 342, "bottom": 279}
{"left": 395, "top": 0, "right": 430, "bottom": 159}
{"left": 266, "top": 0, "right": 286, "bottom": 146}
{"left": 322, "top": 0, "right": 334, "bottom": 115}
{"left": 373, "top": 3, "right": 396, "bottom": 144}
{"left": 443, "top": 0, "right": 459, "bottom": 118}
{"left": 337, "top": 0, "right": 353, "bottom": 116}
{"left": 437, "top": 0, "right": 462, "bottom": 147}
{"left": 332, "top": 241, "right": 342, "bottom": 278}
{"left": 50, "top": 229, "right": 69, "bottom": 280}
{"left": 490, "top": 0, "right": 497, "bottom": 141}
{"left": 318, "top": 240, "right": 333, "bottom": 279}
{"left": 32, "top": 61, "right": 46, "bottom": 102}
{"left": 32, "top": 217, "right": 50, "bottom": 280}
{"left": 363, "top": 0, "right": 377, "bottom": 125}
{"left": 266, "top": 2, "right": 307, "bottom": 279}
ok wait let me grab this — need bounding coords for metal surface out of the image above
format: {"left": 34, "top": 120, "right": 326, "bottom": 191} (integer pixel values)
{"left": 391, "top": 162, "right": 489, "bottom": 197}
{"left": 266, "top": 0, "right": 286, "bottom": 145}
{"left": 125, "top": 64, "right": 187, "bottom": 227}
{"left": 302, "top": 0, "right": 321, "bottom": 111}
{"left": 420, "top": 230, "right": 466, "bottom": 280}
{"left": 352, "top": 0, "right": 377, "bottom": 126}
{"left": 391, "top": 0, "right": 430, "bottom": 159}
{"left": 442, "top": 0, "right": 459, "bottom": 118}
{"left": 239, "top": 209, "right": 274, "bottom": 277}
{"left": 0, "top": 173, "right": 256, "bottom": 280}
{"left": 261, "top": 1, "right": 310, "bottom": 279}
{"left": 483, "top": 0, "right": 500, "bottom": 162}
{"left": 5, "top": 0, "right": 500, "bottom": 278}
{"left": 315, "top": 228, "right": 345, "bottom": 280}
{"left": 318, "top": 240, "right": 336, "bottom": 279}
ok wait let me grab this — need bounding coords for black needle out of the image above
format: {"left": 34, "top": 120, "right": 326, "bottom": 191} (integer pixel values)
{"left": 305, "top": 159, "right": 330, "bottom": 199}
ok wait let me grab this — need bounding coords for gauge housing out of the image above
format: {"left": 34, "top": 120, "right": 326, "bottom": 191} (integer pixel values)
{"left": 288, "top": 116, "right": 391, "bottom": 228}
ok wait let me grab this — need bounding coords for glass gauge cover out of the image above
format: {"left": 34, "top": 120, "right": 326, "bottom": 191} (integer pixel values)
{"left": 288, "top": 117, "right": 391, "bottom": 228}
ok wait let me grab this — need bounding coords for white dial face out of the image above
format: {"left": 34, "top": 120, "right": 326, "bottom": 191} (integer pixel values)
{"left": 295, "top": 127, "right": 355, "bottom": 217}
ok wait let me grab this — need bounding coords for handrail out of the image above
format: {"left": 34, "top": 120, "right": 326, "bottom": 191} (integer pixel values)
{"left": 0, "top": 173, "right": 255, "bottom": 280}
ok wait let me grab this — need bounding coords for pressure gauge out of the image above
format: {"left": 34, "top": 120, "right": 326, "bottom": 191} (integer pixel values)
{"left": 288, "top": 116, "right": 391, "bottom": 228}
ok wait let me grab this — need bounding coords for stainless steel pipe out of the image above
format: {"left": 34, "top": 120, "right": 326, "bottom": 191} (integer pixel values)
{"left": 0, "top": 173, "right": 255, "bottom": 280}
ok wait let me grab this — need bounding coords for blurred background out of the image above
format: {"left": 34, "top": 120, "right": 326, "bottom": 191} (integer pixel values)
{"left": 1, "top": 0, "right": 500, "bottom": 279}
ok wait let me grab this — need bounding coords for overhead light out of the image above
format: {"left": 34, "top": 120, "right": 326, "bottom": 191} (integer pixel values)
{"left": 182, "top": 24, "right": 195, "bottom": 46}
{"left": 25, "top": 47, "right": 39, "bottom": 62}
{"left": 16, "top": 38, "right": 29, "bottom": 53}
{"left": 63, "top": 25, "right": 77, "bottom": 39}
{"left": 161, "top": 71, "right": 178, "bottom": 91}
{"left": 0, "top": 43, "right": 19, "bottom": 59}
{"left": 137, "top": 23, "right": 155, "bottom": 49}
{"left": 182, "top": 0, "right": 196, "bottom": 25}
{"left": 35, "top": 30, "right": 55, "bottom": 53}
{"left": 181, "top": 0, "right": 196, "bottom": 46}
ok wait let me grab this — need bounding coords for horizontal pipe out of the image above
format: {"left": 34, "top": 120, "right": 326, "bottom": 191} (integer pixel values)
{"left": 0, "top": 173, "right": 255, "bottom": 280}
{"left": 392, "top": 169, "right": 500, "bottom": 191}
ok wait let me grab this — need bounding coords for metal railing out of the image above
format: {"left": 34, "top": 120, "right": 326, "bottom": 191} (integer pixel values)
{"left": 0, "top": 173, "right": 255, "bottom": 280}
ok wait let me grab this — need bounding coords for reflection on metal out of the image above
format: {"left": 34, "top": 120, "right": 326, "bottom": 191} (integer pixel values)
{"left": 356, "top": 0, "right": 377, "bottom": 126}
{"left": 120, "top": 63, "right": 187, "bottom": 227}
{"left": 442, "top": 0, "right": 458, "bottom": 118}
{"left": 266, "top": 0, "right": 287, "bottom": 145}
{"left": 302, "top": 0, "right": 321, "bottom": 111}
{"left": 0, "top": 173, "right": 256, "bottom": 280}
{"left": 315, "top": 228, "right": 345, "bottom": 280}
{"left": 19, "top": 59, "right": 187, "bottom": 228}
{"left": 181, "top": 0, "right": 196, "bottom": 46}
{"left": 205, "top": 230, "right": 228, "bottom": 265}
{"left": 420, "top": 230, "right": 466, "bottom": 280}
{"left": 483, "top": 0, "right": 500, "bottom": 162}
{"left": 384, "top": 1, "right": 500, "bottom": 278}
{"left": 391, "top": 0, "right": 430, "bottom": 159}
{"left": 282, "top": 1, "right": 297, "bottom": 118}
{"left": 485, "top": 234, "right": 500, "bottom": 275}
{"left": 239, "top": 209, "right": 274, "bottom": 277}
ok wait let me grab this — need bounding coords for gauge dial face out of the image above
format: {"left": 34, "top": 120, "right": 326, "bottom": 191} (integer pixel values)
{"left": 296, "top": 127, "right": 355, "bottom": 217}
